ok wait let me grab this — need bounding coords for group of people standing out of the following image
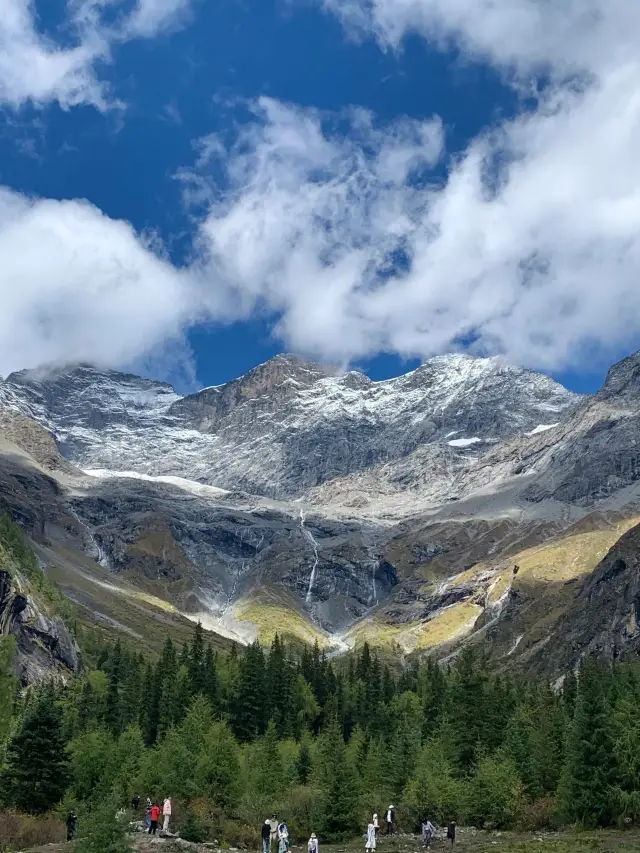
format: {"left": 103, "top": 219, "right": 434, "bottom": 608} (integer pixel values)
{"left": 365, "top": 808, "right": 456, "bottom": 852}
{"left": 130, "top": 794, "right": 172, "bottom": 836}
{"left": 261, "top": 816, "right": 297, "bottom": 853}
{"left": 365, "top": 804, "right": 394, "bottom": 849}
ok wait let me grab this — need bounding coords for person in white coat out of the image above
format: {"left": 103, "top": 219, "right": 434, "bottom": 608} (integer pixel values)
{"left": 308, "top": 832, "right": 319, "bottom": 853}
{"left": 366, "top": 821, "right": 377, "bottom": 852}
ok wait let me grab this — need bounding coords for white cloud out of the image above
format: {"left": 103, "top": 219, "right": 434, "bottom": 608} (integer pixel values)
{"left": 4, "top": 0, "right": 640, "bottom": 379}
{"left": 0, "top": 188, "right": 201, "bottom": 376}
{"left": 123, "top": 0, "right": 191, "bottom": 38}
{"left": 0, "top": 0, "right": 191, "bottom": 110}
{"left": 321, "top": 0, "right": 640, "bottom": 80}
{"left": 0, "top": 0, "right": 108, "bottom": 109}
{"left": 188, "top": 74, "right": 640, "bottom": 370}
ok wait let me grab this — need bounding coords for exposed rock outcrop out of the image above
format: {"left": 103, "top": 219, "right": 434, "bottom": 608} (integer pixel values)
{"left": 0, "top": 568, "right": 80, "bottom": 684}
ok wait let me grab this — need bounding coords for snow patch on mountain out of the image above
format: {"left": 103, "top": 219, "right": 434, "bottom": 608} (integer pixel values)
{"left": 0, "top": 353, "right": 581, "bottom": 500}
{"left": 525, "top": 423, "right": 560, "bottom": 436}
{"left": 83, "top": 469, "right": 230, "bottom": 498}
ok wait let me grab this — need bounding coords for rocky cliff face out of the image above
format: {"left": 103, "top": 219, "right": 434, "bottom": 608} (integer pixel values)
{"left": 2, "top": 350, "right": 640, "bottom": 673}
{"left": 0, "top": 568, "right": 79, "bottom": 685}
{"left": 1, "top": 353, "right": 579, "bottom": 499}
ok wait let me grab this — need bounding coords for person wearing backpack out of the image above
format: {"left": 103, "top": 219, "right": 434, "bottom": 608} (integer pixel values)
{"left": 262, "top": 820, "right": 271, "bottom": 853}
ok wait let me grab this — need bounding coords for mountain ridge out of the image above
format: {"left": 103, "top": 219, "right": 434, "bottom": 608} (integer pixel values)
{"left": 2, "top": 349, "right": 640, "bottom": 678}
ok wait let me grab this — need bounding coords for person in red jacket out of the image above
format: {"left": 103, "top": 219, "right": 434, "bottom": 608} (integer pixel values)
{"left": 149, "top": 802, "right": 161, "bottom": 835}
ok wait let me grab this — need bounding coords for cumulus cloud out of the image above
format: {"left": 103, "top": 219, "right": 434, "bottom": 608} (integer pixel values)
{"left": 187, "top": 69, "right": 640, "bottom": 370}
{"left": 4, "top": 0, "right": 640, "bottom": 378}
{"left": 0, "top": 0, "right": 191, "bottom": 109}
{"left": 0, "top": 188, "right": 199, "bottom": 376}
{"left": 181, "top": 1, "right": 640, "bottom": 371}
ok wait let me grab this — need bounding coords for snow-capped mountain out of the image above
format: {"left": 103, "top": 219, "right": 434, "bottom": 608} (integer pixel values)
{"left": 1, "top": 353, "right": 579, "bottom": 499}
{"left": 6, "top": 349, "right": 640, "bottom": 676}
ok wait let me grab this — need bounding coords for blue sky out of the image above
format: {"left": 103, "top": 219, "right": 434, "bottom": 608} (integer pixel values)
{"left": 1, "top": 0, "right": 639, "bottom": 395}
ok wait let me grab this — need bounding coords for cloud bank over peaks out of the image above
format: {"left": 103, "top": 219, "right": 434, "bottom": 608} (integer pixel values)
{"left": 0, "top": 0, "right": 191, "bottom": 109}
{"left": 5, "top": 73, "right": 640, "bottom": 380}
{"left": 192, "top": 83, "right": 640, "bottom": 370}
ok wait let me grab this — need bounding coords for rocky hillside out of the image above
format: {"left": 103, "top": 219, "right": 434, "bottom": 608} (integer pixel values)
{"left": 2, "top": 350, "right": 640, "bottom": 676}
{"left": 1, "top": 354, "right": 578, "bottom": 498}
{"left": 0, "top": 516, "right": 79, "bottom": 684}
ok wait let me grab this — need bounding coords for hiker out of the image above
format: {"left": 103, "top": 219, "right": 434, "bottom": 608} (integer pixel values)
{"left": 278, "top": 821, "right": 289, "bottom": 853}
{"left": 385, "top": 805, "right": 395, "bottom": 835}
{"left": 145, "top": 799, "right": 152, "bottom": 830}
{"left": 373, "top": 813, "right": 379, "bottom": 837}
{"left": 131, "top": 794, "right": 140, "bottom": 811}
{"left": 269, "top": 815, "right": 279, "bottom": 852}
{"left": 149, "top": 802, "right": 161, "bottom": 835}
{"left": 163, "top": 797, "right": 172, "bottom": 833}
{"left": 308, "top": 832, "right": 319, "bottom": 853}
{"left": 262, "top": 820, "right": 271, "bottom": 853}
{"left": 366, "top": 819, "right": 376, "bottom": 852}
{"left": 421, "top": 820, "right": 436, "bottom": 847}
{"left": 446, "top": 821, "right": 456, "bottom": 849}
{"left": 66, "top": 810, "right": 77, "bottom": 842}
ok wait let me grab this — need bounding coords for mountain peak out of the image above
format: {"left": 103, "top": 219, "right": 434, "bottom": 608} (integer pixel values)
{"left": 599, "top": 350, "right": 640, "bottom": 402}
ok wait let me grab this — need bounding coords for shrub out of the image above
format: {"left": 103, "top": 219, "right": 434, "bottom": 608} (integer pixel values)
{"left": 0, "top": 809, "right": 65, "bottom": 851}
{"left": 516, "top": 797, "right": 560, "bottom": 831}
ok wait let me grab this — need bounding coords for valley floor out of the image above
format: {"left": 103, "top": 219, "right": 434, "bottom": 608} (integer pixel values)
{"left": 21, "top": 829, "right": 640, "bottom": 853}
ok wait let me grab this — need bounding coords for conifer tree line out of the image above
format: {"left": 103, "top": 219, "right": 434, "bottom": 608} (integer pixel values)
{"left": 3, "top": 621, "right": 640, "bottom": 841}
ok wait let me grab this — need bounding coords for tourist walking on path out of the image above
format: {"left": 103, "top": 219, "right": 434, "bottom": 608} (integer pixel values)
{"left": 307, "top": 832, "right": 319, "bottom": 853}
{"left": 149, "top": 802, "right": 161, "bottom": 835}
{"left": 262, "top": 820, "right": 271, "bottom": 853}
{"left": 373, "top": 814, "right": 379, "bottom": 837}
{"left": 446, "top": 821, "right": 456, "bottom": 849}
{"left": 366, "top": 820, "right": 376, "bottom": 852}
{"left": 131, "top": 794, "right": 140, "bottom": 811}
{"left": 66, "top": 810, "right": 77, "bottom": 842}
{"left": 385, "top": 806, "right": 395, "bottom": 835}
{"left": 162, "top": 797, "right": 172, "bottom": 833}
{"left": 421, "top": 820, "right": 436, "bottom": 847}
{"left": 145, "top": 799, "right": 152, "bottom": 830}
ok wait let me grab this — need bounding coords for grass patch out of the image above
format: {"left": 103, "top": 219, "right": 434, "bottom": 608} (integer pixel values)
{"left": 346, "top": 601, "right": 483, "bottom": 652}
{"left": 235, "top": 602, "right": 329, "bottom": 647}
{"left": 510, "top": 518, "right": 640, "bottom": 587}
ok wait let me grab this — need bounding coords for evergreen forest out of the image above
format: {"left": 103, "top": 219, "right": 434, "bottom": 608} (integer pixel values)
{"left": 2, "top": 520, "right": 640, "bottom": 845}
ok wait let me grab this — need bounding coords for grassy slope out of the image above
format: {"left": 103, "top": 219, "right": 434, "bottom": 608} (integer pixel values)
{"left": 341, "top": 516, "right": 640, "bottom": 655}
{"left": 34, "top": 540, "right": 231, "bottom": 655}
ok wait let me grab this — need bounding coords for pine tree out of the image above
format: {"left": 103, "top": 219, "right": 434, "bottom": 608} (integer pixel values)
{"left": 0, "top": 636, "right": 16, "bottom": 745}
{"left": 297, "top": 735, "right": 312, "bottom": 784}
{"left": 189, "top": 621, "right": 206, "bottom": 694}
{"left": 195, "top": 720, "right": 242, "bottom": 809}
{"left": 1, "top": 694, "right": 70, "bottom": 812}
{"left": 314, "top": 715, "right": 360, "bottom": 840}
{"left": 75, "top": 795, "right": 131, "bottom": 853}
{"left": 447, "top": 647, "right": 490, "bottom": 773}
{"left": 557, "top": 660, "right": 617, "bottom": 826}
{"left": 104, "top": 640, "right": 123, "bottom": 734}
{"left": 203, "top": 645, "right": 218, "bottom": 711}
{"left": 232, "top": 641, "right": 266, "bottom": 741}
{"left": 250, "top": 720, "right": 285, "bottom": 807}
{"left": 403, "top": 737, "right": 461, "bottom": 827}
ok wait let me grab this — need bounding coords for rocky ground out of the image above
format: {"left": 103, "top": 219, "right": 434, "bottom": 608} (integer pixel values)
{"left": 18, "top": 829, "right": 640, "bottom": 853}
